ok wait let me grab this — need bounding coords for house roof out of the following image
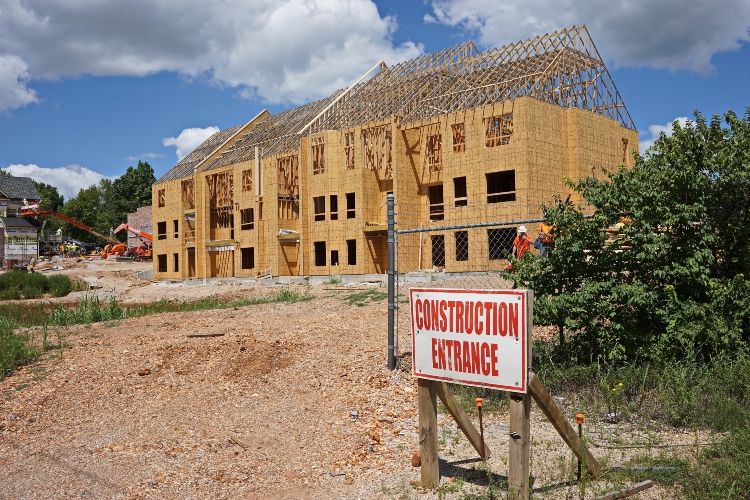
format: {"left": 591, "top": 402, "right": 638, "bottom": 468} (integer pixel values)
{"left": 0, "top": 176, "right": 41, "bottom": 201}
{"left": 156, "top": 25, "right": 634, "bottom": 182}
{"left": 1, "top": 216, "right": 41, "bottom": 229}
{"left": 156, "top": 124, "right": 246, "bottom": 183}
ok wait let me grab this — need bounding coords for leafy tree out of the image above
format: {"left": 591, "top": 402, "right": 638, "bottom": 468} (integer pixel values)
{"left": 513, "top": 109, "right": 750, "bottom": 364}
{"left": 32, "top": 181, "right": 66, "bottom": 234}
{"left": 59, "top": 184, "right": 105, "bottom": 243}
{"left": 110, "top": 161, "right": 155, "bottom": 216}
{"left": 32, "top": 181, "right": 65, "bottom": 212}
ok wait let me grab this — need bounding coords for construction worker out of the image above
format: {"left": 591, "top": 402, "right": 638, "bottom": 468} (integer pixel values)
{"left": 70, "top": 243, "right": 78, "bottom": 254}
{"left": 537, "top": 221, "right": 555, "bottom": 257}
{"left": 512, "top": 226, "right": 533, "bottom": 259}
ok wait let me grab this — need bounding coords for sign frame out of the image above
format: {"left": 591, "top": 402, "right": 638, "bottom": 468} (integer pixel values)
{"left": 410, "top": 287, "right": 531, "bottom": 393}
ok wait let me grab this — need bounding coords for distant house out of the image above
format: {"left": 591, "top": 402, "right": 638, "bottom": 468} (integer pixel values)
{"left": 0, "top": 176, "right": 41, "bottom": 267}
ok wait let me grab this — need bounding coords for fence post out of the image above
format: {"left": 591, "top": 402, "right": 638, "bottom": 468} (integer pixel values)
{"left": 387, "top": 193, "right": 396, "bottom": 370}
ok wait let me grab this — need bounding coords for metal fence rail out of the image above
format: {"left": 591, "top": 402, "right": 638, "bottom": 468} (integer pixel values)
{"left": 386, "top": 194, "right": 547, "bottom": 370}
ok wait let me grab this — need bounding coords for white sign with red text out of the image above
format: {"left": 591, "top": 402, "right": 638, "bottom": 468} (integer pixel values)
{"left": 410, "top": 288, "right": 530, "bottom": 393}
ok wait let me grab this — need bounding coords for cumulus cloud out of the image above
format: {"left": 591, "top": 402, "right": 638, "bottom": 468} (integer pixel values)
{"left": 163, "top": 127, "right": 220, "bottom": 161}
{"left": 0, "top": 54, "right": 39, "bottom": 113}
{"left": 4, "top": 163, "right": 116, "bottom": 200}
{"left": 0, "top": 0, "right": 422, "bottom": 108}
{"left": 639, "top": 117, "right": 691, "bottom": 152}
{"left": 425, "top": 0, "right": 750, "bottom": 73}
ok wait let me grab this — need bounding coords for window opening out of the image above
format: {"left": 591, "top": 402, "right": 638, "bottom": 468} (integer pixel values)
{"left": 311, "top": 136, "right": 325, "bottom": 174}
{"left": 455, "top": 231, "right": 469, "bottom": 261}
{"left": 173, "top": 253, "right": 179, "bottom": 272}
{"left": 361, "top": 125, "right": 392, "bottom": 179}
{"left": 452, "top": 123, "right": 465, "bottom": 152}
{"left": 173, "top": 219, "right": 179, "bottom": 238}
{"left": 313, "top": 196, "right": 326, "bottom": 221}
{"left": 453, "top": 177, "right": 467, "bottom": 206}
{"left": 242, "top": 169, "right": 253, "bottom": 192}
{"left": 484, "top": 114, "right": 513, "bottom": 147}
{"left": 331, "top": 250, "right": 339, "bottom": 266}
{"left": 240, "top": 208, "right": 254, "bottom": 230}
{"left": 488, "top": 228, "right": 515, "bottom": 260}
{"left": 181, "top": 180, "right": 194, "bottom": 208}
{"left": 347, "top": 239, "right": 357, "bottom": 265}
{"left": 241, "top": 247, "right": 255, "bottom": 269}
{"left": 330, "top": 195, "right": 338, "bottom": 220}
{"left": 486, "top": 170, "right": 516, "bottom": 203}
{"left": 207, "top": 172, "right": 234, "bottom": 229}
{"left": 425, "top": 133, "right": 442, "bottom": 172}
{"left": 314, "top": 241, "right": 326, "bottom": 266}
{"left": 622, "top": 138, "right": 629, "bottom": 164}
{"left": 278, "top": 155, "right": 299, "bottom": 219}
{"left": 157, "top": 254, "right": 167, "bottom": 272}
{"left": 428, "top": 185, "right": 444, "bottom": 221}
{"left": 157, "top": 221, "right": 167, "bottom": 240}
{"left": 158, "top": 189, "right": 165, "bottom": 207}
{"left": 431, "top": 235, "right": 445, "bottom": 268}
{"left": 346, "top": 193, "right": 355, "bottom": 219}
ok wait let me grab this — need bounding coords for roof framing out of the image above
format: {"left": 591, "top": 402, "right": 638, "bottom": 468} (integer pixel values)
{"left": 157, "top": 25, "right": 634, "bottom": 182}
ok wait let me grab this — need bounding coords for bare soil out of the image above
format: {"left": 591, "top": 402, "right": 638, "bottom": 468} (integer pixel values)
{"left": 0, "top": 259, "right": 708, "bottom": 499}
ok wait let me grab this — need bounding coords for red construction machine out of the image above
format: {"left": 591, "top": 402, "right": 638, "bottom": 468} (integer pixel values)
{"left": 114, "top": 223, "right": 153, "bottom": 261}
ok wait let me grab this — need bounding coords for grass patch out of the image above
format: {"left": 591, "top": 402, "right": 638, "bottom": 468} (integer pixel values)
{"left": 0, "top": 317, "right": 39, "bottom": 380}
{"left": 0, "top": 271, "right": 83, "bottom": 301}
{"left": 344, "top": 288, "right": 388, "bottom": 307}
{"left": 531, "top": 337, "right": 750, "bottom": 499}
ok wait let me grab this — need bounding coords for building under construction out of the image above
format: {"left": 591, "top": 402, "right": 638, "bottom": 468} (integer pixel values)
{"left": 152, "top": 26, "right": 638, "bottom": 280}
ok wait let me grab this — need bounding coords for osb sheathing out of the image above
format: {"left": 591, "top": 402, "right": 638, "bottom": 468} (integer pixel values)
{"left": 151, "top": 178, "right": 185, "bottom": 280}
{"left": 152, "top": 97, "right": 637, "bottom": 280}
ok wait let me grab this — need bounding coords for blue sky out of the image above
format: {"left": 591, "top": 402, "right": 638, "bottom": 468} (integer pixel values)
{"left": 1, "top": 0, "right": 748, "bottom": 200}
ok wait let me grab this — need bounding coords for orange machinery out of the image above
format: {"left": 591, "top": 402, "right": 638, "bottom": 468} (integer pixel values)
{"left": 21, "top": 204, "right": 127, "bottom": 259}
{"left": 114, "top": 223, "right": 153, "bottom": 261}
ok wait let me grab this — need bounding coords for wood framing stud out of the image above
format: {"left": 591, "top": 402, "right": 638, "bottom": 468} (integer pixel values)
{"left": 434, "top": 382, "right": 491, "bottom": 460}
{"left": 418, "top": 378, "right": 439, "bottom": 488}
{"left": 509, "top": 393, "right": 531, "bottom": 500}
{"left": 528, "top": 372, "right": 601, "bottom": 478}
{"left": 594, "top": 480, "right": 654, "bottom": 500}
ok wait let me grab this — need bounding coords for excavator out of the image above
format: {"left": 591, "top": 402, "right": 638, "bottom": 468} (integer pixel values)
{"left": 21, "top": 204, "right": 128, "bottom": 259}
{"left": 113, "top": 223, "right": 153, "bottom": 261}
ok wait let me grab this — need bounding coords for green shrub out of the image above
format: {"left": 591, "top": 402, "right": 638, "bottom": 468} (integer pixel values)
{"left": 48, "top": 275, "right": 72, "bottom": 297}
{"left": 513, "top": 109, "right": 750, "bottom": 364}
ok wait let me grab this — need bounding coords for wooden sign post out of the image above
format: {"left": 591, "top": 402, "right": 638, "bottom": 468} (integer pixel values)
{"left": 411, "top": 288, "right": 599, "bottom": 499}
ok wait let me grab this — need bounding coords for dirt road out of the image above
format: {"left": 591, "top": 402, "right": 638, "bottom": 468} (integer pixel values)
{"left": 0, "top": 259, "right": 690, "bottom": 499}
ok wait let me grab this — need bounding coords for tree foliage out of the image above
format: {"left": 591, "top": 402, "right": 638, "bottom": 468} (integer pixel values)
{"left": 513, "top": 109, "right": 750, "bottom": 364}
{"left": 58, "top": 162, "right": 155, "bottom": 243}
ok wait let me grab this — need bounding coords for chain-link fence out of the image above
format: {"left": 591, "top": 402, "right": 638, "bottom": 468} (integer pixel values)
{"left": 387, "top": 197, "right": 547, "bottom": 370}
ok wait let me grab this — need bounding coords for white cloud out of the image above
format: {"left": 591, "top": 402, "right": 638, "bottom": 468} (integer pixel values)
{"left": 0, "top": 54, "right": 39, "bottom": 113}
{"left": 4, "top": 163, "right": 116, "bottom": 200}
{"left": 126, "top": 153, "right": 164, "bottom": 161}
{"left": 163, "top": 127, "right": 220, "bottom": 161}
{"left": 639, "top": 117, "right": 691, "bottom": 152}
{"left": 0, "top": 0, "right": 422, "bottom": 108}
{"left": 425, "top": 0, "right": 750, "bottom": 73}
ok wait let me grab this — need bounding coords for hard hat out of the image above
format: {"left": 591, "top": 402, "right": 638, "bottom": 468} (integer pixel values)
{"left": 518, "top": 225, "right": 527, "bottom": 233}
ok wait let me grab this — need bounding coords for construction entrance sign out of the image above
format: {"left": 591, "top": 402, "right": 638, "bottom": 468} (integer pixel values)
{"left": 410, "top": 288, "right": 529, "bottom": 393}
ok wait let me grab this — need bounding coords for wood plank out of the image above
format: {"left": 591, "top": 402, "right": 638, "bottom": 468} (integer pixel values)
{"left": 528, "top": 372, "right": 600, "bottom": 478}
{"left": 418, "top": 378, "right": 439, "bottom": 488}
{"left": 509, "top": 393, "right": 531, "bottom": 500}
{"left": 594, "top": 480, "right": 654, "bottom": 500}
{"left": 186, "top": 333, "right": 225, "bottom": 338}
{"left": 434, "top": 382, "right": 491, "bottom": 460}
